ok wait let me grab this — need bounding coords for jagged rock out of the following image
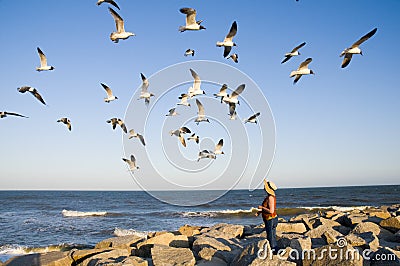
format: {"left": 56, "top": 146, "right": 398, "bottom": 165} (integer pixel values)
{"left": 346, "top": 214, "right": 369, "bottom": 227}
{"left": 95, "top": 235, "right": 144, "bottom": 249}
{"left": 323, "top": 230, "right": 341, "bottom": 244}
{"left": 305, "top": 224, "right": 343, "bottom": 248}
{"left": 196, "top": 257, "right": 228, "bottom": 266}
{"left": 302, "top": 244, "right": 364, "bottom": 266}
{"left": 276, "top": 222, "right": 307, "bottom": 234}
{"left": 367, "top": 210, "right": 392, "bottom": 220}
{"left": 179, "top": 225, "right": 201, "bottom": 237}
{"left": 380, "top": 216, "right": 400, "bottom": 233}
{"left": 231, "top": 239, "right": 295, "bottom": 266}
{"left": 120, "top": 256, "right": 149, "bottom": 266}
{"left": 243, "top": 225, "right": 264, "bottom": 236}
{"left": 71, "top": 248, "right": 113, "bottom": 263}
{"left": 201, "top": 223, "right": 244, "bottom": 239}
{"left": 313, "top": 217, "right": 342, "bottom": 228}
{"left": 345, "top": 232, "right": 379, "bottom": 251}
{"left": 325, "top": 211, "right": 341, "bottom": 219}
{"left": 277, "top": 235, "right": 311, "bottom": 253}
{"left": 198, "top": 247, "right": 218, "bottom": 261}
{"left": 151, "top": 245, "right": 195, "bottom": 266}
{"left": 134, "top": 233, "right": 189, "bottom": 258}
{"left": 79, "top": 249, "right": 130, "bottom": 266}
{"left": 370, "top": 247, "right": 400, "bottom": 265}
{"left": 352, "top": 222, "right": 382, "bottom": 235}
{"left": 4, "top": 251, "right": 72, "bottom": 266}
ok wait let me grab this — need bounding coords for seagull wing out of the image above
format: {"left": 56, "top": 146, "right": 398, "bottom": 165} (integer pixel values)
{"left": 130, "top": 155, "right": 136, "bottom": 164}
{"left": 137, "top": 133, "right": 146, "bottom": 146}
{"left": 101, "top": 83, "right": 113, "bottom": 97}
{"left": 231, "top": 84, "right": 245, "bottom": 99}
{"left": 341, "top": 53, "right": 353, "bottom": 68}
{"left": 5, "top": 112, "right": 28, "bottom": 118}
{"left": 223, "top": 46, "right": 232, "bottom": 58}
{"left": 18, "top": 86, "right": 31, "bottom": 93}
{"left": 196, "top": 99, "right": 205, "bottom": 116}
{"left": 220, "top": 84, "right": 228, "bottom": 94}
{"left": 225, "top": 21, "right": 237, "bottom": 41}
{"left": 248, "top": 112, "right": 260, "bottom": 120}
{"left": 31, "top": 89, "right": 46, "bottom": 105}
{"left": 281, "top": 55, "right": 291, "bottom": 64}
{"left": 140, "top": 73, "right": 149, "bottom": 93}
{"left": 180, "top": 8, "right": 196, "bottom": 25}
{"left": 180, "top": 127, "right": 191, "bottom": 134}
{"left": 118, "top": 119, "right": 127, "bottom": 133}
{"left": 67, "top": 121, "right": 72, "bottom": 131}
{"left": 291, "top": 42, "right": 306, "bottom": 53}
{"left": 189, "top": 68, "right": 201, "bottom": 91}
{"left": 298, "top": 58, "right": 312, "bottom": 70}
{"left": 179, "top": 135, "right": 187, "bottom": 147}
{"left": 293, "top": 74, "right": 302, "bottom": 84}
{"left": 109, "top": 7, "right": 124, "bottom": 33}
{"left": 37, "top": 47, "right": 47, "bottom": 67}
{"left": 105, "top": 0, "right": 120, "bottom": 10}
{"left": 215, "top": 139, "right": 224, "bottom": 152}
{"left": 352, "top": 28, "right": 377, "bottom": 48}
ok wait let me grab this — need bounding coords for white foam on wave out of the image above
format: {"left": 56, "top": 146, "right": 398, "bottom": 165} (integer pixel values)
{"left": 181, "top": 207, "right": 258, "bottom": 217}
{"left": 62, "top": 209, "right": 107, "bottom": 217}
{"left": 301, "top": 206, "right": 371, "bottom": 212}
{"left": 113, "top": 228, "right": 149, "bottom": 239}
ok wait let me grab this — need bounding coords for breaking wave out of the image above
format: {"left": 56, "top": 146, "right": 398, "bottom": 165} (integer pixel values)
{"left": 61, "top": 209, "right": 108, "bottom": 217}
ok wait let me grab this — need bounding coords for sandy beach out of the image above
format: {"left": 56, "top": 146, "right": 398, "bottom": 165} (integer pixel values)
{"left": 3, "top": 204, "right": 399, "bottom": 266}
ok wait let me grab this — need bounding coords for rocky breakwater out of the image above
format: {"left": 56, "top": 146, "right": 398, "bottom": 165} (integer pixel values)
{"left": 3, "top": 204, "right": 400, "bottom": 266}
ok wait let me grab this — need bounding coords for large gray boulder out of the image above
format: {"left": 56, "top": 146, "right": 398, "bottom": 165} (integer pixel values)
{"left": 345, "top": 232, "right": 380, "bottom": 251}
{"left": 201, "top": 223, "right": 244, "bottom": 239}
{"left": 78, "top": 249, "right": 130, "bottom": 266}
{"left": 277, "top": 222, "right": 307, "bottom": 234}
{"left": 151, "top": 245, "right": 195, "bottom": 266}
{"left": 134, "top": 232, "right": 189, "bottom": 258}
{"left": 95, "top": 235, "right": 144, "bottom": 249}
{"left": 380, "top": 216, "right": 400, "bottom": 233}
{"left": 4, "top": 251, "right": 72, "bottom": 266}
{"left": 305, "top": 224, "right": 343, "bottom": 248}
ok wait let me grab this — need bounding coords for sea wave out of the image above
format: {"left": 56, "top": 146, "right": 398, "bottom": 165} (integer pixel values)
{"left": 113, "top": 228, "right": 149, "bottom": 239}
{"left": 181, "top": 207, "right": 259, "bottom": 218}
{"left": 62, "top": 209, "right": 108, "bottom": 217}
{"left": 0, "top": 243, "right": 92, "bottom": 256}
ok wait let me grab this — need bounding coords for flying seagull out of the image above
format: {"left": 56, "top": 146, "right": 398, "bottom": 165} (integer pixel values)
{"left": 109, "top": 7, "right": 135, "bottom": 43}
{"left": 214, "top": 84, "right": 228, "bottom": 103}
{"left": 184, "top": 49, "right": 195, "bottom": 57}
{"left": 57, "top": 117, "right": 72, "bottom": 131}
{"left": 244, "top": 112, "right": 260, "bottom": 124}
{"left": 106, "top": 118, "right": 127, "bottom": 133}
{"left": 179, "top": 8, "right": 206, "bottom": 32}
{"left": 197, "top": 150, "right": 216, "bottom": 161}
{"left": 166, "top": 108, "right": 178, "bottom": 116}
{"left": 216, "top": 21, "right": 237, "bottom": 58}
{"left": 290, "top": 58, "right": 314, "bottom": 84}
{"left": 122, "top": 154, "right": 139, "bottom": 171}
{"left": 188, "top": 68, "right": 205, "bottom": 98}
{"left": 0, "top": 111, "right": 28, "bottom": 119}
{"left": 340, "top": 28, "right": 377, "bottom": 68}
{"left": 187, "top": 133, "right": 199, "bottom": 144}
{"left": 128, "top": 129, "right": 146, "bottom": 146}
{"left": 195, "top": 99, "right": 209, "bottom": 124}
{"left": 36, "top": 47, "right": 54, "bottom": 71}
{"left": 213, "top": 139, "right": 224, "bottom": 155}
{"left": 281, "top": 42, "right": 306, "bottom": 64}
{"left": 17, "top": 86, "right": 47, "bottom": 106}
{"left": 97, "top": 0, "right": 120, "bottom": 10}
{"left": 138, "top": 73, "right": 155, "bottom": 105}
{"left": 222, "top": 84, "right": 245, "bottom": 105}
{"left": 101, "top": 83, "right": 118, "bottom": 103}
{"left": 170, "top": 127, "right": 191, "bottom": 147}
{"left": 177, "top": 93, "right": 191, "bottom": 107}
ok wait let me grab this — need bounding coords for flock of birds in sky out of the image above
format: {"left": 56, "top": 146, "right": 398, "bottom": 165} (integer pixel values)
{"left": 1, "top": 0, "right": 378, "bottom": 174}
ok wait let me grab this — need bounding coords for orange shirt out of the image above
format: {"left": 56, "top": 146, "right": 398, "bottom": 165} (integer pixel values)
{"left": 261, "top": 195, "right": 277, "bottom": 220}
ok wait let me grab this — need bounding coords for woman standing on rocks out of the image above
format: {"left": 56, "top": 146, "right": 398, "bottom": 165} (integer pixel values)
{"left": 257, "top": 179, "right": 278, "bottom": 254}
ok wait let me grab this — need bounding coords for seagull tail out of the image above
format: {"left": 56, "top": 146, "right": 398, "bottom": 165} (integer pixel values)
{"left": 179, "top": 26, "right": 186, "bottom": 32}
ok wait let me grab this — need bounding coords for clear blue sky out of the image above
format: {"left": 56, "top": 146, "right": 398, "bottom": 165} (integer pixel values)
{"left": 0, "top": 0, "right": 399, "bottom": 190}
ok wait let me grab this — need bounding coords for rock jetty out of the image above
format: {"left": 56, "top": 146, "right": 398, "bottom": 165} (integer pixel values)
{"left": 3, "top": 205, "right": 400, "bottom": 266}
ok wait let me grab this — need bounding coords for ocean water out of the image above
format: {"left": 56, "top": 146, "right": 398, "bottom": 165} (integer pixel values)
{"left": 0, "top": 185, "right": 399, "bottom": 262}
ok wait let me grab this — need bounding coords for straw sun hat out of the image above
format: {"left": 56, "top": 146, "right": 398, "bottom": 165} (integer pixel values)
{"left": 263, "top": 179, "right": 277, "bottom": 196}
